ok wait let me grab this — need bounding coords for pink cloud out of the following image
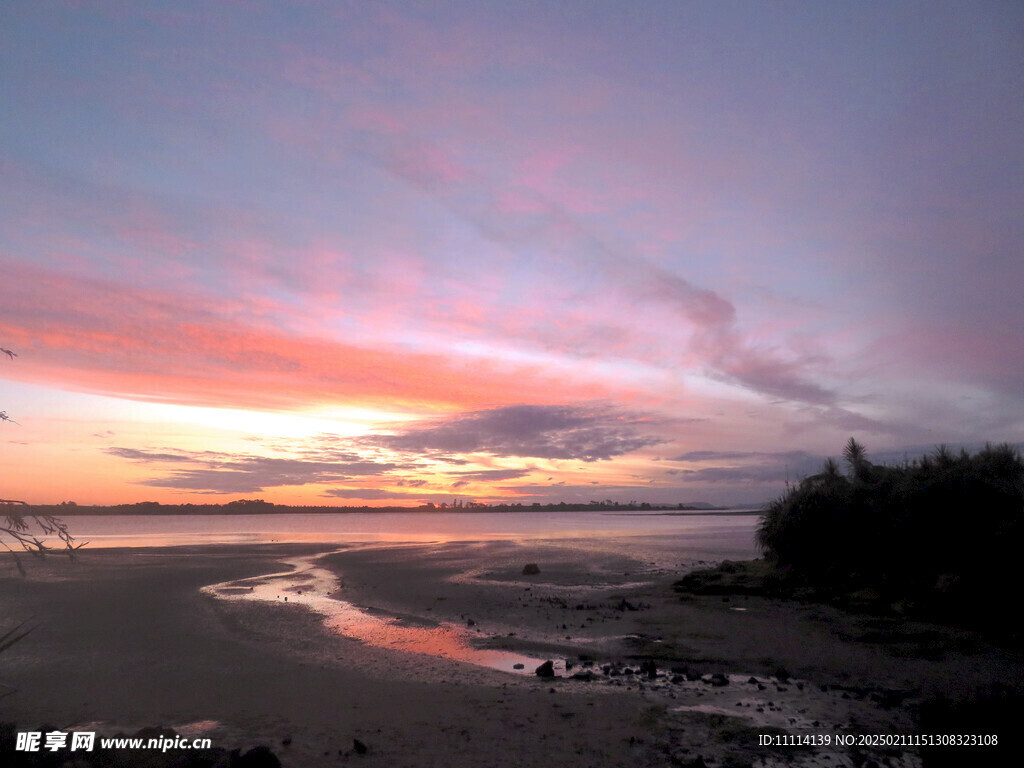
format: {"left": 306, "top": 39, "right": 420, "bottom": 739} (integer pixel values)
{"left": 0, "top": 261, "right": 626, "bottom": 413}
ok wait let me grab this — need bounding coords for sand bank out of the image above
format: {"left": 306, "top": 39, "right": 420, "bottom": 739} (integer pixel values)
{"left": 1, "top": 541, "right": 1019, "bottom": 767}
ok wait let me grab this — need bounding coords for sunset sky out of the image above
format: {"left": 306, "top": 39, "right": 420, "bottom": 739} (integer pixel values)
{"left": 2, "top": 1, "right": 1022, "bottom": 507}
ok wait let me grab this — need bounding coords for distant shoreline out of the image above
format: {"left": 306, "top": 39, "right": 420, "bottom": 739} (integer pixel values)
{"left": 19, "top": 502, "right": 754, "bottom": 516}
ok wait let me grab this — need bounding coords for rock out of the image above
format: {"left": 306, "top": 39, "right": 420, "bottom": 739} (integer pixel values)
{"left": 522, "top": 563, "right": 541, "bottom": 575}
{"left": 640, "top": 660, "right": 657, "bottom": 679}
{"left": 211, "top": 751, "right": 237, "bottom": 768}
{"left": 466, "top": 618, "right": 476, "bottom": 626}
{"left": 707, "top": 673, "right": 729, "bottom": 687}
{"left": 236, "top": 745, "right": 282, "bottom": 768}
{"left": 571, "top": 671, "right": 596, "bottom": 681}
{"left": 513, "top": 663, "right": 525, "bottom": 669}
{"left": 774, "top": 666, "right": 791, "bottom": 683}
{"left": 353, "top": 738, "right": 368, "bottom": 755}
{"left": 535, "top": 660, "right": 556, "bottom": 677}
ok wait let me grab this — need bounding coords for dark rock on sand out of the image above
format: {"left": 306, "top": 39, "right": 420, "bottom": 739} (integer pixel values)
{"left": 353, "top": 738, "right": 368, "bottom": 755}
{"left": 216, "top": 748, "right": 243, "bottom": 767}
{"left": 639, "top": 660, "right": 658, "bottom": 679}
{"left": 707, "top": 673, "right": 730, "bottom": 687}
{"left": 522, "top": 563, "right": 541, "bottom": 575}
{"left": 535, "top": 660, "right": 555, "bottom": 677}
{"left": 674, "top": 559, "right": 782, "bottom": 596}
{"left": 236, "top": 745, "right": 282, "bottom": 767}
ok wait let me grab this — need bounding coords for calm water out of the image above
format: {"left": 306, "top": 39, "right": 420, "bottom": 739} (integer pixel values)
{"left": 57, "top": 510, "right": 761, "bottom": 559}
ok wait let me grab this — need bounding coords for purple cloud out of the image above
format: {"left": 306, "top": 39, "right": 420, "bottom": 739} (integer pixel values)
{"left": 107, "top": 446, "right": 395, "bottom": 493}
{"left": 368, "top": 404, "right": 664, "bottom": 462}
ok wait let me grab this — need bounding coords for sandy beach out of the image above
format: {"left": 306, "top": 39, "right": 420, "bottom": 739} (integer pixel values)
{"left": 1, "top": 541, "right": 1020, "bottom": 767}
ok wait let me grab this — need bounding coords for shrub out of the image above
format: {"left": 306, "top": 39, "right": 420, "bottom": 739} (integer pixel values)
{"left": 757, "top": 440, "right": 1024, "bottom": 628}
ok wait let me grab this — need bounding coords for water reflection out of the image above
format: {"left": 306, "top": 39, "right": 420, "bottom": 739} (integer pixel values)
{"left": 62, "top": 511, "right": 760, "bottom": 561}
{"left": 202, "top": 550, "right": 555, "bottom": 676}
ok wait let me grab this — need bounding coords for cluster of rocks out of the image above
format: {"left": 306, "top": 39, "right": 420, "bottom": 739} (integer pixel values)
{"left": 526, "top": 658, "right": 811, "bottom": 698}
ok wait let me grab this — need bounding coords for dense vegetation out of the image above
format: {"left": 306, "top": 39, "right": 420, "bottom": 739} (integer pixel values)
{"left": 756, "top": 439, "right": 1024, "bottom": 628}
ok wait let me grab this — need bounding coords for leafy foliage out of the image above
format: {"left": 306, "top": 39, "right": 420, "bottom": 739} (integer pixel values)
{"left": 757, "top": 440, "right": 1024, "bottom": 628}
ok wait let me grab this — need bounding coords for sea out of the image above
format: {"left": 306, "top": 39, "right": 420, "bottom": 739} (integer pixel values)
{"left": 55, "top": 509, "right": 761, "bottom": 561}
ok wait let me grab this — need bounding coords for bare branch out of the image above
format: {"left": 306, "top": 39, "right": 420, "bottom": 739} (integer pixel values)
{"left": 2, "top": 348, "right": 82, "bottom": 569}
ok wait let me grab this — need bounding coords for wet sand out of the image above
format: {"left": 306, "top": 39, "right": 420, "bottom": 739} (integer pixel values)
{"left": 1, "top": 541, "right": 1020, "bottom": 766}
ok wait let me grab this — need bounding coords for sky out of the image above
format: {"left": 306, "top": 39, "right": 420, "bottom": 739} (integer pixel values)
{"left": 1, "top": 1, "right": 1023, "bottom": 507}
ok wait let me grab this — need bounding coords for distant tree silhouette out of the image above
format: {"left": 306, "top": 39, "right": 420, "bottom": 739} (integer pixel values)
{"left": 842, "top": 437, "right": 869, "bottom": 480}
